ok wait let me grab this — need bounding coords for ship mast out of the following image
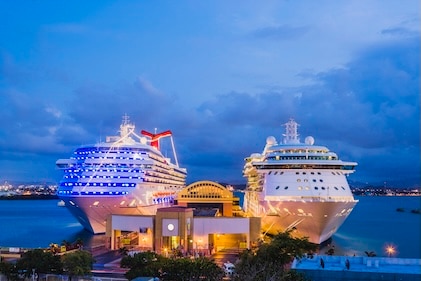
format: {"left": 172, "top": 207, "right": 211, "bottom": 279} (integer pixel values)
{"left": 283, "top": 118, "right": 300, "bottom": 144}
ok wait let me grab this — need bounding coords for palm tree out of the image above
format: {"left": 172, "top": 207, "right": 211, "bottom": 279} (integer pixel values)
{"left": 364, "top": 251, "right": 376, "bottom": 257}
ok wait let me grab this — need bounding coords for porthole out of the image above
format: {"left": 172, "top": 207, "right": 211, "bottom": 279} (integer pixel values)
{"left": 276, "top": 186, "right": 280, "bottom": 190}
{"left": 334, "top": 187, "right": 338, "bottom": 190}
{"left": 284, "top": 186, "right": 289, "bottom": 190}
{"left": 314, "top": 187, "right": 319, "bottom": 190}
{"left": 321, "top": 187, "right": 326, "bottom": 190}
{"left": 297, "top": 179, "right": 301, "bottom": 182}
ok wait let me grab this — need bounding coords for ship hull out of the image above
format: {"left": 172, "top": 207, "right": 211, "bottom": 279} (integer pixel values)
{"left": 60, "top": 195, "right": 173, "bottom": 234}
{"left": 245, "top": 192, "right": 358, "bottom": 244}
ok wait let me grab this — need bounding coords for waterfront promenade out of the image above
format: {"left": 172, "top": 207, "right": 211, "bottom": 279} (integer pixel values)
{"left": 292, "top": 255, "right": 421, "bottom": 281}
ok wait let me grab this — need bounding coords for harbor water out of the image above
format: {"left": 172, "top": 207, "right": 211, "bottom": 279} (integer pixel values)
{"left": 0, "top": 195, "right": 420, "bottom": 258}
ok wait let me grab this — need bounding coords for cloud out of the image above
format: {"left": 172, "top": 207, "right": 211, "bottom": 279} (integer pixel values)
{"left": 381, "top": 26, "right": 418, "bottom": 37}
{"left": 185, "top": 33, "right": 420, "bottom": 186}
{"left": 0, "top": 15, "right": 418, "bottom": 187}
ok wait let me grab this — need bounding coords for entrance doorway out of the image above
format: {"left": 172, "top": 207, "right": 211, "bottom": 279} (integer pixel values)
{"left": 210, "top": 233, "right": 247, "bottom": 253}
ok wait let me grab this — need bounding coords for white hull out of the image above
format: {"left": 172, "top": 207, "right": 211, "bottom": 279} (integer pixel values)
{"left": 61, "top": 195, "right": 172, "bottom": 234}
{"left": 244, "top": 191, "right": 357, "bottom": 244}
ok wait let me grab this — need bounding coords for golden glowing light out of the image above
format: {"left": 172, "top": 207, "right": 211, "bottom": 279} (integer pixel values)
{"left": 385, "top": 245, "right": 396, "bottom": 257}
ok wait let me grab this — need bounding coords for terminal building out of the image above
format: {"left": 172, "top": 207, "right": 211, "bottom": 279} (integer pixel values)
{"left": 105, "top": 181, "right": 261, "bottom": 255}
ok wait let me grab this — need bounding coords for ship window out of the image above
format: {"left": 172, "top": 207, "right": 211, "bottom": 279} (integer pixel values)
{"left": 274, "top": 172, "right": 278, "bottom": 175}
{"left": 341, "top": 186, "right": 345, "bottom": 190}
{"left": 334, "top": 187, "right": 338, "bottom": 190}
{"left": 284, "top": 186, "right": 289, "bottom": 190}
{"left": 268, "top": 171, "right": 272, "bottom": 175}
{"left": 296, "top": 172, "right": 299, "bottom": 175}
{"left": 276, "top": 186, "right": 280, "bottom": 190}
{"left": 314, "top": 187, "right": 319, "bottom": 190}
{"left": 297, "top": 179, "right": 301, "bottom": 182}
{"left": 311, "top": 172, "right": 315, "bottom": 175}
{"left": 304, "top": 179, "right": 308, "bottom": 182}
{"left": 305, "top": 186, "right": 309, "bottom": 190}
{"left": 318, "top": 172, "right": 321, "bottom": 175}
{"left": 303, "top": 172, "right": 306, "bottom": 175}
{"left": 313, "top": 179, "right": 316, "bottom": 182}
{"left": 298, "top": 186, "right": 302, "bottom": 190}
{"left": 320, "top": 179, "right": 324, "bottom": 182}
{"left": 321, "top": 187, "right": 326, "bottom": 190}
{"left": 280, "top": 171, "right": 284, "bottom": 175}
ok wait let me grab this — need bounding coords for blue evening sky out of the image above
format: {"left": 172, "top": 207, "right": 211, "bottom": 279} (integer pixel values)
{"left": 0, "top": 1, "right": 419, "bottom": 187}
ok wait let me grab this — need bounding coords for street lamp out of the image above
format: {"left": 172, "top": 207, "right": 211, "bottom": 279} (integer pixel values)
{"left": 386, "top": 245, "right": 395, "bottom": 257}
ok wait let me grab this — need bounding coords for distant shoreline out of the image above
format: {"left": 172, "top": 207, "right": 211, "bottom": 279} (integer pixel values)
{"left": 0, "top": 194, "right": 58, "bottom": 200}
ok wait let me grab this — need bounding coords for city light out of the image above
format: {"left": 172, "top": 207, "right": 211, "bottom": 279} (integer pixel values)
{"left": 385, "top": 245, "right": 396, "bottom": 257}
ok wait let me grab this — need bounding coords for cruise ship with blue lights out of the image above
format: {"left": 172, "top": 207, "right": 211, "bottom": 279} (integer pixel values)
{"left": 56, "top": 115, "right": 187, "bottom": 234}
{"left": 243, "top": 119, "right": 358, "bottom": 244}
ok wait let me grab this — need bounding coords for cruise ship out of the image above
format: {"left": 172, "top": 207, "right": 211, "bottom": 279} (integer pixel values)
{"left": 242, "top": 119, "right": 358, "bottom": 244}
{"left": 56, "top": 116, "right": 187, "bottom": 234}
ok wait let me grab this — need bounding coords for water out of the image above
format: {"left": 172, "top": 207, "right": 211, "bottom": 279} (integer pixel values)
{"left": 0, "top": 196, "right": 420, "bottom": 258}
{"left": 0, "top": 199, "right": 96, "bottom": 249}
{"left": 324, "top": 195, "right": 421, "bottom": 258}
{"left": 234, "top": 193, "right": 421, "bottom": 258}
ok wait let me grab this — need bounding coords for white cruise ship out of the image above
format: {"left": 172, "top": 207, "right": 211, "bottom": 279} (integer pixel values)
{"left": 242, "top": 119, "right": 358, "bottom": 244}
{"left": 56, "top": 115, "right": 187, "bottom": 234}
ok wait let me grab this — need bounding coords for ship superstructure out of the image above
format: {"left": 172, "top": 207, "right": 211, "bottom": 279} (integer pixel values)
{"left": 243, "top": 119, "right": 358, "bottom": 244}
{"left": 56, "top": 115, "right": 187, "bottom": 234}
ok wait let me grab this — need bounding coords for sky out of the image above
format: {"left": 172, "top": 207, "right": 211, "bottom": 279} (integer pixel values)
{"left": 0, "top": 1, "right": 419, "bottom": 187}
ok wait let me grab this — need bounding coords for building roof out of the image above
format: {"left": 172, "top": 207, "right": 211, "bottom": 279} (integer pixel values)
{"left": 157, "top": 206, "right": 194, "bottom": 213}
{"left": 177, "top": 180, "right": 234, "bottom": 201}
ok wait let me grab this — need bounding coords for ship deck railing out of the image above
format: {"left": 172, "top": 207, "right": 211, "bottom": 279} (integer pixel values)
{"left": 265, "top": 196, "right": 357, "bottom": 202}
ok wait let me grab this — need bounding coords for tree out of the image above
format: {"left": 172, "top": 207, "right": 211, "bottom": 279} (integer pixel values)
{"left": 16, "top": 249, "right": 63, "bottom": 279}
{"left": 365, "top": 251, "right": 376, "bottom": 257}
{"left": 121, "top": 251, "right": 164, "bottom": 280}
{"left": 233, "top": 231, "right": 317, "bottom": 281}
{"left": 121, "top": 251, "right": 224, "bottom": 281}
{"left": 160, "top": 257, "right": 224, "bottom": 281}
{"left": 61, "top": 250, "right": 95, "bottom": 281}
{"left": 0, "top": 260, "right": 19, "bottom": 281}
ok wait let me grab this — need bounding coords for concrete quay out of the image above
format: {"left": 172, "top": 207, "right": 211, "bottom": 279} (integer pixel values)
{"left": 292, "top": 255, "right": 421, "bottom": 281}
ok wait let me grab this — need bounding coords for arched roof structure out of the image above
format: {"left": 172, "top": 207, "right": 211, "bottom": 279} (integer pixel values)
{"left": 177, "top": 180, "right": 233, "bottom": 202}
